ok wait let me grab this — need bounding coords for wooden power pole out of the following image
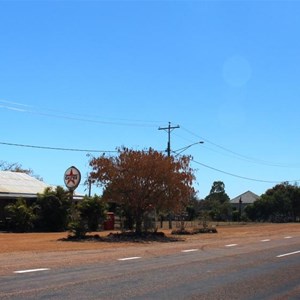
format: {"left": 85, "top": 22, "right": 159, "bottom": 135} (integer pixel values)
{"left": 158, "top": 122, "right": 180, "bottom": 156}
{"left": 158, "top": 122, "right": 180, "bottom": 229}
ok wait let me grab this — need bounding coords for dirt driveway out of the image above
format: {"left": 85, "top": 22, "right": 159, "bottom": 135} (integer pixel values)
{"left": 0, "top": 223, "right": 299, "bottom": 275}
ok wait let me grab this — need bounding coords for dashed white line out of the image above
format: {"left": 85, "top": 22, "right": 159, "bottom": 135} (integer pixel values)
{"left": 14, "top": 268, "right": 50, "bottom": 274}
{"left": 277, "top": 250, "right": 300, "bottom": 258}
{"left": 261, "top": 239, "right": 271, "bottom": 242}
{"left": 118, "top": 257, "right": 141, "bottom": 261}
{"left": 225, "top": 244, "right": 238, "bottom": 247}
{"left": 181, "top": 249, "right": 199, "bottom": 253}
{"left": 284, "top": 236, "right": 293, "bottom": 239}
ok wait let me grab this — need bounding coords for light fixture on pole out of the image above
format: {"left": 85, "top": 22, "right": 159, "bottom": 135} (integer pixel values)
{"left": 173, "top": 141, "right": 204, "bottom": 156}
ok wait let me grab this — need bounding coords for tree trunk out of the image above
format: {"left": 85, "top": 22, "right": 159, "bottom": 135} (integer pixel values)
{"left": 135, "top": 212, "right": 143, "bottom": 234}
{"left": 168, "top": 212, "right": 172, "bottom": 229}
{"left": 135, "top": 219, "right": 142, "bottom": 234}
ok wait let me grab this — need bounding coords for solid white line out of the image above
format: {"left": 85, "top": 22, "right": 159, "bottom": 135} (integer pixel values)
{"left": 225, "top": 244, "right": 238, "bottom": 247}
{"left": 118, "top": 257, "right": 141, "bottom": 261}
{"left": 261, "top": 239, "right": 271, "bottom": 242}
{"left": 277, "top": 250, "right": 300, "bottom": 258}
{"left": 14, "top": 268, "right": 50, "bottom": 274}
{"left": 181, "top": 249, "right": 199, "bottom": 253}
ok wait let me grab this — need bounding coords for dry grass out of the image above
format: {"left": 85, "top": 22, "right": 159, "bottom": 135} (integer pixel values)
{"left": 0, "top": 223, "right": 299, "bottom": 275}
{"left": 1, "top": 223, "right": 299, "bottom": 254}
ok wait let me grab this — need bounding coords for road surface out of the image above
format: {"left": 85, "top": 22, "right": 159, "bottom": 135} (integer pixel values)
{"left": 1, "top": 234, "right": 300, "bottom": 299}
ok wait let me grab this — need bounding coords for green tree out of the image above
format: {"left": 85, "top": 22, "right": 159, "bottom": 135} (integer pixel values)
{"left": 289, "top": 184, "right": 300, "bottom": 221}
{"left": 203, "top": 181, "right": 231, "bottom": 221}
{"left": 78, "top": 195, "right": 107, "bottom": 231}
{"left": 245, "top": 183, "right": 300, "bottom": 222}
{"left": 209, "top": 181, "right": 226, "bottom": 195}
{"left": 185, "top": 192, "right": 201, "bottom": 221}
{"left": 4, "top": 198, "right": 36, "bottom": 232}
{"left": 206, "top": 181, "right": 230, "bottom": 203}
{"left": 89, "top": 147, "right": 195, "bottom": 234}
{"left": 68, "top": 207, "right": 89, "bottom": 239}
{"left": 36, "top": 186, "right": 71, "bottom": 231}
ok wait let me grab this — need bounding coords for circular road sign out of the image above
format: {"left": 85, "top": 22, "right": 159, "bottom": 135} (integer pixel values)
{"left": 64, "top": 166, "right": 81, "bottom": 191}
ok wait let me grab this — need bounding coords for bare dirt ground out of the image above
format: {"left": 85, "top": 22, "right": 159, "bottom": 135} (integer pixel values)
{"left": 0, "top": 223, "right": 299, "bottom": 275}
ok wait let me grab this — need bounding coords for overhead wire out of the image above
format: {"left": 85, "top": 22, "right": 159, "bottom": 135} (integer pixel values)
{"left": 0, "top": 141, "right": 117, "bottom": 153}
{"left": 191, "top": 159, "right": 300, "bottom": 184}
{"left": 171, "top": 129, "right": 300, "bottom": 184}
{"left": 1, "top": 99, "right": 297, "bottom": 166}
{"left": 0, "top": 99, "right": 162, "bottom": 128}
{"left": 1, "top": 141, "right": 300, "bottom": 185}
{"left": 180, "top": 126, "right": 300, "bottom": 168}
{"left": 1, "top": 99, "right": 299, "bottom": 184}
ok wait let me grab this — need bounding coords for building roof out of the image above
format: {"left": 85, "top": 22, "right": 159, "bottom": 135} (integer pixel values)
{"left": 231, "top": 190, "right": 259, "bottom": 204}
{"left": 0, "top": 171, "right": 50, "bottom": 196}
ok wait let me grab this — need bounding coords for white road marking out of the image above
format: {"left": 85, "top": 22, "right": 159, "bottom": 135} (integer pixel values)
{"left": 284, "top": 236, "right": 293, "bottom": 239}
{"left": 14, "top": 268, "right": 50, "bottom": 274}
{"left": 225, "top": 244, "right": 238, "bottom": 247}
{"left": 261, "top": 239, "right": 271, "bottom": 242}
{"left": 118, "top": 257, "right": 141, "bottom": 261}
{"left": 277, "top": 250, "right": 300, "bottom": 258}
{"left": 181, "top": 249, "right": 199, "bottom": 253}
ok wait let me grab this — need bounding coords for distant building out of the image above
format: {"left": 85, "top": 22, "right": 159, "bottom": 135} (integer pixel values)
{"left": 230, "top": 190, "right": 259, "bottom": 212}
{"left": 0, "top": 171, "right": 52, "bottom": 226}
{"left": 0, "top": 171, "right": 86, "bottom": 230}
{"left": 0, "top": 170, "right": 51, "bottom": 205}
{"left": 0, "top": 171, "right": 51, "bottom": 197}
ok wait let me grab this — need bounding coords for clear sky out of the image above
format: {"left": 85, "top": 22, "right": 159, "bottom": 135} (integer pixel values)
{"left": 1, "top": 0, "right": 300, "bottom": 199}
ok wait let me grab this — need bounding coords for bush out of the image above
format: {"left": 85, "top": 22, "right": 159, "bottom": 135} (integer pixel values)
{"left": 68, "top": 220, "right": 89, "bottom": 239}
{"left": 4, "top": 198, "right": 36, "bottom": 232}
{"left": 35, "top": 187, "right": 71, "bottom": 232}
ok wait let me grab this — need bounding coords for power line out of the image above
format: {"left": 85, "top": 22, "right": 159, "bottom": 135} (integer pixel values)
{"left": 2, "top": 141, "right": 299, "bottom": 185}
{"left": 181, "top": 126, "right": 300, "bottom": 168}
{"left": 192, "top": 159, "right": 300, "bottom": 184}
{"left": 0, "top": 141, "right": 117, "bottom": 153}
{"left": 0, "top": 99, "right": 161, "bottom": 128}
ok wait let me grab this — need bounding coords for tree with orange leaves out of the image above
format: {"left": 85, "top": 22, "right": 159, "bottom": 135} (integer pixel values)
{"left": 89, "top": 147, "right": 195, "bottom": 234}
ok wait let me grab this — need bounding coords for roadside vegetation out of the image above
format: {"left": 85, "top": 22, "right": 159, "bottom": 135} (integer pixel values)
{"left": 2, "top": 152, "right": 300, "bottom": 240}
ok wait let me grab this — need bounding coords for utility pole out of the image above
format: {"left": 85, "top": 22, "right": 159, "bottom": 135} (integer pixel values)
{"left": 158, "top": 122, "right": 180, "bottom": 230}
{"left": 158, "top": 122, "right": 180, "bottom": 156}
{"left": 88, "top": 178, "right": 92, "bottom": 197}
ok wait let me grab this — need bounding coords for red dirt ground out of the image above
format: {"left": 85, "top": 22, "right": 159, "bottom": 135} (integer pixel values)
{"left": 0, "top": 223, "right": 299, "bottom": 275}
{"left": 1, "top": 223, "right": 299, "bottom": 253}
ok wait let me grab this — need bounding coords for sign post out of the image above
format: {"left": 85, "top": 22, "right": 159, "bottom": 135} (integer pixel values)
{"left": 64, "top": 166, "right": 81, "bottom": 201}
{"left": 64, "top": 166, "right": 81, "bottom": 191}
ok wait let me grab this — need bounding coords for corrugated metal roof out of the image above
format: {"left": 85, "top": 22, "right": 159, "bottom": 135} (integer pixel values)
{"left": 231, "top": 190, "right": 259, "bottom": 204}
{"left": 0, "top": 171, "right": 50, "bottom": 194}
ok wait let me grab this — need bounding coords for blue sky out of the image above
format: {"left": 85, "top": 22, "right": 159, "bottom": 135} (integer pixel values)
{"left": 1, "top": 0, "right": 300, "bottom": 199}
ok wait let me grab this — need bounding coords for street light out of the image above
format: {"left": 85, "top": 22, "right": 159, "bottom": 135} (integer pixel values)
{"left": 173, "top": 141, "right": 204, "bottom": 156}
{"left": 168, "top": 141, "right": 204, "bottom": 230}
{"left": 165, "top": 141, "right": 204, "bottom": 229}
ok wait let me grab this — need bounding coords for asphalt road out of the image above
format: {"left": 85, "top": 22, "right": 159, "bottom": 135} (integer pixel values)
{"left": 1, "top": 235, "right": 300, "bottom": 299}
